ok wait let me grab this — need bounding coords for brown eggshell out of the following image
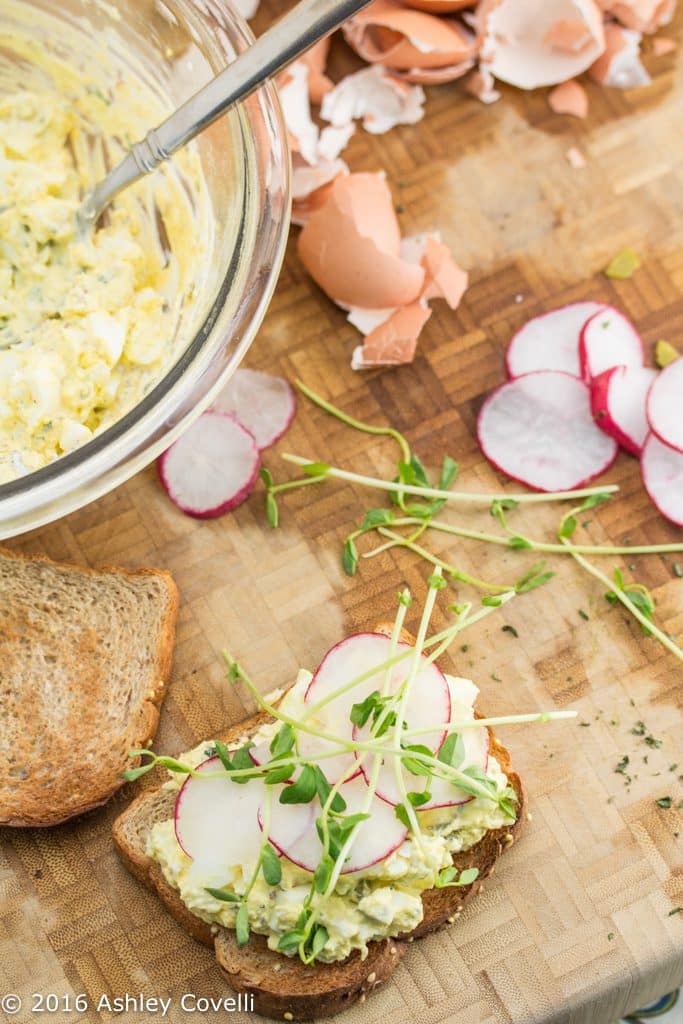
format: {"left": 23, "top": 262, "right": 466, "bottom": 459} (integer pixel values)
{"left": 291, "top": 157, "right": 348, "bottom": 227}
{"left": 596, "top": 0, "right": 674, "bottom": 33}
{"left": 300, "top": 37, "right": 334, "bottom": 104}
{"left": 298, "top": 173, "right": 425, "bottom": 309}
{"left": 420, "top": 235, "right": 468, "bottom": 307}
{"left": 548, "top": 79, "right": 589, "bottom": 117}
{"left": 465, "top": 67, "right": 501, "bottom": 102}
{"left": 400, "top": 0, "right": 475, "bottom": 11}
{"left": 588, "top": 22, "right": 650, "bottom": 86}
{"left": 398, "top": 59, "right": 475, "bottom": 84}
{"left": 477, "top": 0, "right": 605, "bottom": 89}
{"left": 343, "top": 0, "right": 476, "bottom": 71}
{"left": 352, "top": 303, "right": 432, "bottom": 368}
{"left": 652, "top": 35, "right": 676, "bottom": 54}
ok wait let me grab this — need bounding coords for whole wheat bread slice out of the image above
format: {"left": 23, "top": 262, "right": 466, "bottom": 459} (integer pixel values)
{"left": 113, "top": 628, "right": 525, "bottom": 1021}
{"left": 0, "top": 547, "right": 178, "bottom": 828}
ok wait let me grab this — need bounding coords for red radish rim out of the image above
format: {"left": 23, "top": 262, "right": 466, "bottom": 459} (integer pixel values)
{"left": 578, "top": 306, "right": 644, "bottom": 383}
{"left": 174, "top": 755, "right": 220, "bottom": 859}
{"left": 304, "top": 631, "right": 449, "bottom": 703}
{"left": 258, "top": 802, "right": 409, "bottom": 874}
{"left": 646, "top": 360, "right": 683, "bottom": 455}
{"left": 157, "top": 412, "right": 261, "bottom": 520}
{"left": 477, "top": 370, "right": 619, "bottom": 492}
{"left": 590, "top": 365, "right": 654, "bottom": 458}
{"left": 211, "top": 370, "right": 297, "bottom": 451}
{"left": 249, "top": 744, "right": 299, "bottom": 785}
{"left": 641, "top": 433, "right": 683, "bottom": 527}
{"left": 505, "top": 301, "right": 605, "bottom": 379}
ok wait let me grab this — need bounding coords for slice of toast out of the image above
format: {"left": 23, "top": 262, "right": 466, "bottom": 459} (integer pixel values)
{"left": 113, "top": 631, "right": 525, "bottom": 1021}
{"left": 0, "top": 547, "right": 178, "bottom": 828}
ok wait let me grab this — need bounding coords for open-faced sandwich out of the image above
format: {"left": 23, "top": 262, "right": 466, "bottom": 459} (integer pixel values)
{"left": 114, "top": 572, "right": 566, "bottom": 1021}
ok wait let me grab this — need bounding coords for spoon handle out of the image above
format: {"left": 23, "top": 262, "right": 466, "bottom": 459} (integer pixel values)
{"left": 80, "top": 0, "right": 371, "bottom": 225}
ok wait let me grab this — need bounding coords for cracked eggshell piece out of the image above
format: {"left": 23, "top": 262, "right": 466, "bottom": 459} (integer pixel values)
{"left": 352, "top": 303, "right": 432, "bottom": 369}
{"left": 300, "top": 37, "right": 334, "bottom": 103}
{"left": 320, "top": 65, "right": 425, "bottom": 134}
{"left": 297, "top": 173, "right": 425, "bottom": 309}
{"left": 420, "top": 235, "right": 469, "bottom": 308}
{"left": 278, "top": 62, "right": 319, "bottom": 165}
{"left": 401, "top": 0, "right": 475, "bottom": 10}
{"left": 652, "top": 35, "right": 676, "bottom": 54}
{"left": 343, "top": 0, "right": 477, "bottom": 73}
{"left": 596, "top": 0, "right": 674, "bottom": 32}
{"left": 348, "top": 232, "right": 468, "bottom": 369}
{"left": 291, "top": 158, "right": 348, "bottom": 227}
{"left": 477, "top": 0, "right": 605, "bottom": 89}
{"left": 548, "top": 79, "right": 589, "bottom": 116}
{"left": 589, "top": 22, "right": 650, "bottom": 87}
{"left": 465, "top": 67, "right": 502, "bottom": 102}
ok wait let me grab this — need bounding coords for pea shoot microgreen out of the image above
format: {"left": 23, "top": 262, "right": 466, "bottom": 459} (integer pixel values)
{"left": 122, "top": 576, "right": 584, "bottom": 966}
{"left": 257, "top": 384, "right": 683, "bottom": 663}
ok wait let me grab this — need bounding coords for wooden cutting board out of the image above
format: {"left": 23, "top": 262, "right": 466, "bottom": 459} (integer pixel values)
{"left": 2, "top": 7, "right": 683, "bottom": 1023}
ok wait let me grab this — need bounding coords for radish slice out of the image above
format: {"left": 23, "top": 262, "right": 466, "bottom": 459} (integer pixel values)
{"left": 641, "top": 433, "right": 683, "bottom": 527}
{"left": 211, "top": 369, "right": 296, "bottom": 450}
{"left": 590, "top": 365, "right": 657, "bottom": 457}
{"left": 478, "top": 371, "right": 618, "bottom": 492}
{"left": 646, "top": 356, "right": 683, "bottom": 453}
{"left": 302, "top": 633, "right": 451, "bottom": 785}
{"left": 265, "top": 775, "right": 408, "bottom": 874}
{"left": 506, "top": 302, "right": 605, "bottom": 379}
{"left": 174, "top": 756, "right": 265, "bottom": 866}
{"left": 358, "top": 687, "right": 489, "bottom": 808}
{"left": 158, "top": 412, "right": 260, "bottom": 519}
{"left": 579, "top": 307, "right": 644, "bottom": 382}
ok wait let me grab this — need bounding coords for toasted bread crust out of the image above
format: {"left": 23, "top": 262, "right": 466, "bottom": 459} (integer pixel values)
{"left": 113, "top": 637, "right": 524, "bottom": 1021}
{"left": 0, "top": 547, "right": 178, "bottom": 827}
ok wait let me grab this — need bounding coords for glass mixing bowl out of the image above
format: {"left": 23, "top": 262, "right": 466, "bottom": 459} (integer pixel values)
{"left": 0, "top": 0, "right": 290, "bottom": 539}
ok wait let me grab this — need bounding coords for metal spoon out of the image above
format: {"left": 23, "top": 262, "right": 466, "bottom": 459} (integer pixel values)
{"left": 76, "top": 0, "right": 372, "bottom": 233}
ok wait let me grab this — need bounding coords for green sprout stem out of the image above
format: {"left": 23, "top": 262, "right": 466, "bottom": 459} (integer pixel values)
{"left": 560, "top": 539, "right": 683, "bottom": 663}
{"left": 382, "top": 517, "right": 683, "bottom": 557}
{"left": 301, "top": 594, "right": 515, "bottom": 725}
{"left": 296, "top": 380, "right": 411, "bottom": 463}
{"left": 403, "top": 709, "right": 577, "bottom": 739}
{"left": 282, "top": 453, "right": 619, "bottom": 506}
{"left": 391, "top": 569, "right": 443, "bottom": 843}
{"left": 372, "top": 527, "right": 514, "bottom": 593}
{"left": 269, "top": 476, "right": 328, "bottom": 497}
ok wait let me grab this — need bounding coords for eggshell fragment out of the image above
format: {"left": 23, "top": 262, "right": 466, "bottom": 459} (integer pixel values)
{"left": 352, "top": 303, "right": 432, "bottom": 369}
{"left": 278, "top": 62, "right": 319, "bottom": 165}
{"left": 291, "top": 158, "right": 348, "bottom": 227}
{"left": 300, "top": 38, "right": 333, "bottom": 104}
{"left": 465, "top": 67, "right": 501, "bottom": 103}
{"left": 298, "top": 173, "right": 425, "bottom": 309}
{"left": 347, "top": 232, "right": 468, "bottom": 368}
{"left": 548, "top": 79, "right": 589, "bottom": 117}
{"left": 652, "top": 35, "right": 676, "bottom": 54}
{"left": 343, "top": 0, "right": 477, "bottom": 82}
{"left": 596, "top": 0, "right": 674, "bottom": 33}
{"left": 589, "top": 23, "right": 650, "bottom": 87}
{"left": 401, "top": 0, "right": 474, "bottom": 10}
{"left": 420, "top": 235, "right": 469, "bottom": 308}
{"left": 320, "top": 65, "right": 425, "bottom": 135}
{"left": 477, "top": 0, "right": 605, "bottom": 89}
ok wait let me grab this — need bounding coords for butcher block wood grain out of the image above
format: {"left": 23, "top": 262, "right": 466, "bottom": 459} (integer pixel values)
{"left": 2, "top": 7, "right": 683, "bottom": 1024}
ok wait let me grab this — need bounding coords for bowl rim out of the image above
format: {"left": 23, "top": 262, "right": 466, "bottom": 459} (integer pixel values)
{"left": 0, "top": 0, "right": 291, "bottom": 533}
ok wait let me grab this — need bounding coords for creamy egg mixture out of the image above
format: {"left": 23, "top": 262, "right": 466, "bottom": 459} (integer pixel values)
{"left": 0, "top": 6, "right": 207, "bottom": 484}
{"left": 147, "top": 671, "right": 516, "bottom": 964}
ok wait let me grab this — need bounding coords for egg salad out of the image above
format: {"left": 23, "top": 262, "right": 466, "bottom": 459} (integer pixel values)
{"left": 0, "top": 13, "right": 207, "bottom": 484}
{"left": 146, "top": 670, "right": 516, "bottom": 964}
